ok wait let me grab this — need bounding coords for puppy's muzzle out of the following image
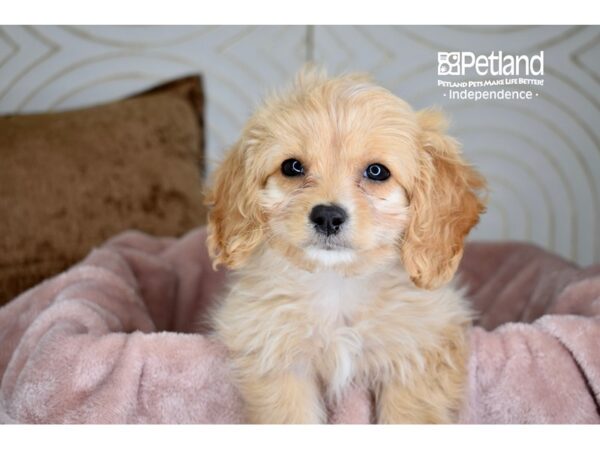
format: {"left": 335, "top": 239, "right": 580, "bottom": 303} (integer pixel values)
{"left": 309, "top": 204, "right": 347, "bottom": 236}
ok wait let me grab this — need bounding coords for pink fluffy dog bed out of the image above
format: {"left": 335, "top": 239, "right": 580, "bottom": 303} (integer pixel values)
{"left": 1, "top": 227, "right": 599, "bottom": 423}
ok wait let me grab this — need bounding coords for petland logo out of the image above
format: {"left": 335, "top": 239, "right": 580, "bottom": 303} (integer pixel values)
{"left": 438, "top": 51, "right": 544, "bottom": 77}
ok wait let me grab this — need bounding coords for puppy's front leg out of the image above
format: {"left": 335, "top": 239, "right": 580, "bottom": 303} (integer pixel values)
{"left": 376, "top": 378, "right": 454, "bottom": 424}
{"left": 376, "top": 361, "right": 466, "bottom": 423}
{"left": 376, "top": 328, "right": 468, "bottom": 423}
{"left": 238, "top": 369, "right": 326, "bottom": 424}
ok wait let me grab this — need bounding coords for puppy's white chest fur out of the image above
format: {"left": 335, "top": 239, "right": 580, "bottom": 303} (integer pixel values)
{"left": 304, "top": 269, "right": 373, "bottom": 322}
{"left": 261, "top": 253, "right": 390, "bottom": 399}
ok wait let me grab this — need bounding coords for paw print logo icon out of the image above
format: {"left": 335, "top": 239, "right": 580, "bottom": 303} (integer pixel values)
{"left": 438, "top": 52, "right": 461, "bottom": 76}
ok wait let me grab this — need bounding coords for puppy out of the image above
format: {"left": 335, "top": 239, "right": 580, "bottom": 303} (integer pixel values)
{"left": 206, "top": 69, "right": 486, "bottom": 424}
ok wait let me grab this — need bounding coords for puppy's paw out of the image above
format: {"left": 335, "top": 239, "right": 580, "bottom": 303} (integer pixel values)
{"left": 247, "top": 402, "right": 326, "bottom": 424}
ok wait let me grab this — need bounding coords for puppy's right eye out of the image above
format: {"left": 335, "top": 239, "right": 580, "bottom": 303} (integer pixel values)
{"left": 281, "top": 159, "right": 305, "bottom": 177}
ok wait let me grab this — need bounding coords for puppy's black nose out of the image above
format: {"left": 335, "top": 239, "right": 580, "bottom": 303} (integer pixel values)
{"left": 309, "top": 204, "right": 347, "bottom": 236}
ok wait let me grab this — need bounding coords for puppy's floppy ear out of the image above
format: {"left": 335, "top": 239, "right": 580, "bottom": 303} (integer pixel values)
{"left": 401, "top": 109, "right": 486, "bottom": 290}
{"left": 205, "top": 133, "right": 266, "bottom": 269}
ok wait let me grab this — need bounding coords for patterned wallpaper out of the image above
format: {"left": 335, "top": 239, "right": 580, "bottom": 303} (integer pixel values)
{"left": 1, "top": 25, "right": 599, "bottom": 265}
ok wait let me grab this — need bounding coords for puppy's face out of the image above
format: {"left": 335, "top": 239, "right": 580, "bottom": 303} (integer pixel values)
{"left": 258, "top": 91, "right": 419, "bottom": 271}
{"left": 207, "top": 71, "right": 486, "bottom": 289}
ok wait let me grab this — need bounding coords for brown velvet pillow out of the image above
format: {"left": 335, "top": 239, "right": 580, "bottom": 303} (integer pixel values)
{"left": 0, "top": 76, "right": 207, "bottom": 305}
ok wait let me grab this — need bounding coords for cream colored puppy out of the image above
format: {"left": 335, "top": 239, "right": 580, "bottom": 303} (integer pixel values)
{"left": 206, "top": 69, "right": 486, "bottom": 424}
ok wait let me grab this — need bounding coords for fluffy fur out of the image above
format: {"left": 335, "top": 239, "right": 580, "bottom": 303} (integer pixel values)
{"left": 206, "top": 68, "right": 486, "bottom": 424}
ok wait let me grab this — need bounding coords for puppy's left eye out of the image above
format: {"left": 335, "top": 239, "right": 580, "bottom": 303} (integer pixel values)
{"left": 364, "top": 163, "right": 390, "bottom": 181}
